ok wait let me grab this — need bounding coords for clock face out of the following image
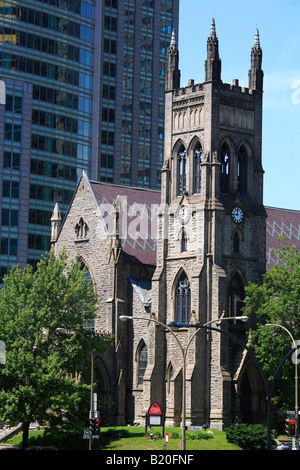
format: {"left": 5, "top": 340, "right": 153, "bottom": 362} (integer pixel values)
{"left": 232, "top": 207, "right": 244, "bottom": 224}
{"left": 178, "top": 205, "right": 190, "bottom": 224}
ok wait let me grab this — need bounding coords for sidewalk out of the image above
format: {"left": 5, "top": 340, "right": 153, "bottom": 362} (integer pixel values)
{"left": 0, "top": 423, "right": 23, "bottom": 443}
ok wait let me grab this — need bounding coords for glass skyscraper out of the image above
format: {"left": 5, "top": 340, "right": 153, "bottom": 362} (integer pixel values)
{"left": 0, "top": 0, "right": 179, "bottom": 280}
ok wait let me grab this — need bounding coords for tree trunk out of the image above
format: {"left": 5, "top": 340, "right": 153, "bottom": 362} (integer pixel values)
{"left": 22, "top": 422, "right": 30, "bottom": 450}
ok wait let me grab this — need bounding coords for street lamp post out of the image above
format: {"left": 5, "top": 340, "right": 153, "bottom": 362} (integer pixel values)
{"left": 119, "top": 314, "right": 247, "bottom": 450}
{"left": 56, "top": 328, "right": 94, "bottom": 451}
{"left": 265, "top": 323, "right": 299, "bottom": 445}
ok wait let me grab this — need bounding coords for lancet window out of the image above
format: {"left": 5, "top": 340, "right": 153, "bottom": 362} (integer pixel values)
{"left": 193, "top": 142, "right": 203, "bottom": 194}
{"left": 238, "top": 145, "right": 248, "bottom": 196}
{"left": 181, "top": 229, "right": 188, "bottom": 252}
{"left": 175, "top": 272, "right": 191, "bottom": 324}
{"left": 138, "top": 343, "right": 148, "bottom": 385}
{"left": 177, "top": 146, "right": 187, "bottom": 196}
{"left": 75, "top": 217, "right": 88, "bottom": 240}
{"left": 228, "top": 273, "right": 245, "bottom": 322}
{"left": 220, "top": 142, "right": 230, "bottom": 194}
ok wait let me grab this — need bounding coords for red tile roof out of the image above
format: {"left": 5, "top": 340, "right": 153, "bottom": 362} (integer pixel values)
{"left": 89, "top": 181, "right": 300, "bottom": 270}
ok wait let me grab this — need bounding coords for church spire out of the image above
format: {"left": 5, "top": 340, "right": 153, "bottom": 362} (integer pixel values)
{"left": 205, "top": 18, "right": 222, "bottom": 82}
{"left": 248, "top": 28, "right": 263, "bottom": 91}
{"left": 166, "top": 29, "right": 181, "bottom": 91}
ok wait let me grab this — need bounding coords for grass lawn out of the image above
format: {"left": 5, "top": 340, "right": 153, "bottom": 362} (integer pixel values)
{"left": 5, "top": 426, "right": 241, "bottom": 451}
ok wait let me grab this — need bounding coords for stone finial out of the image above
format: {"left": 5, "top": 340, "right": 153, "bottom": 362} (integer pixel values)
{"left": 254, "top": 28, "right": 260, "bottom": 47}
{"left": 249, "top": 28, "right": 263, "bottom": 91}
{"left": 205, "top": 18, "right": 221, "bottom": 82}
{"left": 209, "top": 18, "right": 217, "bottom": 38}
{"left": 170, "top": 29, "right": 176, "bottom": 46}
{"left": 50, "top": 203, "right": 62, "bottom": 246}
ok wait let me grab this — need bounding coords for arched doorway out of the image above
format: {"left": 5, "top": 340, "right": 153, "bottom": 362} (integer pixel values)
{"left": 240, "top": 372, "right": 252, "bottom": 423}
{"left": 94, "top": 358, "right": 111, "bottom": 424}
{"left": 238, "top": 363, "right": 267, "bottom": 425}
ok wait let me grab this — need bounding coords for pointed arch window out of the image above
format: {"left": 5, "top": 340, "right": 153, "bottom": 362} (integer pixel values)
{"left": 181, "top": 229, "right": 188, "bottom": 252}
{"left": 193, "top": 142, "right": 203, "bottom": 194}
{"left": 238, "top": 145, "right": 248, "bottom": 196}
{"left": 138, "top": 343, "right": 147, "bottom": 385}
{"left": 233, "top": 232, "right": 240, "bottom": 254}
{"left": 166, "top": 362, "right": 174, "bottom": 394}
{"left": 228, "top": 273, "right": 245, "bottom": 323}
{"left": 175, "top": 272, "right": 191, "bottom": 324}
{"left": 177, "top": 146, "right": 187, "bottom": 196}
{"left": 220, "top": 143, "right": 230, "bottom": 194}
{"left": 75, "top": 217, "right": 88, "bottom": 240}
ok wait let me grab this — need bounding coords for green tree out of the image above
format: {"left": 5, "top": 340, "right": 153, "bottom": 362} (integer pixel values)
{"left": 0, "top": 249, "right": 111, "bottom": 449}
{"left": 244, "top": 239, "right": 300, "bottom": 410}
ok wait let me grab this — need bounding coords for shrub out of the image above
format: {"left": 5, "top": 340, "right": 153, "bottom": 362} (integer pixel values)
{"left": 225, "top": 424, "right": 270, "bottom": 450}
{"left": 104, "top": 428, "right": 130, "bottom": 439}
{"left": 170, "top": 430, "right": 181, "bottom": 439}
{"left": 186, "top": 430, "right": 214, "bottom": 440}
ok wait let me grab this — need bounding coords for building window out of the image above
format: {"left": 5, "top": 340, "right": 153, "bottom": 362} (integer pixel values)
{"left": 177, "top": 146, "right": 187, "bottom": 196}
{"left": 238, "top": 145, "right": 248, "bottom": 196}
{"left": 3, "top": 151, "right": 20, "bottom": 170}
{"left": 2, "top": 180, "right": 19, "bottom": 199}
{"left": 28, "top": 234, "right": 50, "bottom": 251}
{"left": 5, "top": 95, "right": 22, "bottom": 113}
{"left": 138, "top": 343, "right": 147, "bottom": 385}
{"left": 193, "top": 142, "right": 203, "bottom": 194}
{"left": 75, "top": 217, "right": 88, "bottom": 240}
{"left": 228, "top": 273, "right": 245, "bottom": 323}
{"left": 233, "top": 232, "right": 240, "bottom": 254}
{"left": 2, "top": 208, "right": 18, "bottom": 227}
{"left": 1, "top": 237, "right": 18, "bottom": 256}
{"left": 220, "top": 142, "right": 230, "bottom": 194}
{"left": 166, "top": 362, "right": 174, "bottom": 394}
{"left": 181, "top": 229, "right": 188, "bottom": 252}
{"left": 175, "top": 272, "right": 191, "bottom": 324}
{"left": 4, "top": 123, "right": 21, "bottom": 142}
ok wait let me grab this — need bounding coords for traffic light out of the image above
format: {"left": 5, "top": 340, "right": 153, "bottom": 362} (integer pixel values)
{"left": 285, "top": 418, "right": 290, "bottom": 435}
{"left": 90, "top": 417, "right": 96, "bottom": 435}
{"left": 95, "top": 418, "right": 101, "bottom": 436}
{"left": 290, "top": 419, "right": 296, "bottom": 436}
{"left": 285, "top": 418, "right": 296, "bottom": 436}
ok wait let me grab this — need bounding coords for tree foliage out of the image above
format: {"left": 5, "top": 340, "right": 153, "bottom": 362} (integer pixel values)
{"left": 244, "top": 239, "right": 300, "bottom": 410}
{"left": 0, "top": 249, "right": 111, "bottom": 448}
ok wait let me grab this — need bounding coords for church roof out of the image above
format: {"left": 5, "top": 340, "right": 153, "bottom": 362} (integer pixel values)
{"left": 90, "top": 180, "right": 160, "bottom": 265}
{"left": 88, "top": 179, "right": 300, "bottom": 270}
{"left": 266, "top": 206, "right": 300, "bottom": 269}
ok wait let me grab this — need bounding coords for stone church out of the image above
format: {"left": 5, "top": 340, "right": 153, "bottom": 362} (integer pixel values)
{"left": 51, "top": 21, "right": 299, "bottom": 429}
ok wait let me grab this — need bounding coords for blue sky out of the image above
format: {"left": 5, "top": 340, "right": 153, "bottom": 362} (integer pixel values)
{"left": 178, "top": 0, "right": 300, "bottom": 211}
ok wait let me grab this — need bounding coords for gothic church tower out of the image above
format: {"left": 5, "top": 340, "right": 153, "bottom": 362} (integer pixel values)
{"left": 150, "top": 21, "right": 267, "bottom": 429}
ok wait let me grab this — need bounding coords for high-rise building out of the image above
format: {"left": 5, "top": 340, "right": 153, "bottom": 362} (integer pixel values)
{"left": 0, "top": 0, "right": 179, "bottom": 279}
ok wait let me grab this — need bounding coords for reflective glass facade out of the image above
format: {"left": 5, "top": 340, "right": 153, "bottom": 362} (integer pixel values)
{"left": 99, "top": 0, "right": 179, "bottom": 188}
{"left": 0, "top": 0, "right": 179, "bottom": 280}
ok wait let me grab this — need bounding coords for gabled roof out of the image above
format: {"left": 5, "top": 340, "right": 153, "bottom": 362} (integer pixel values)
{"left": 89, "top": 180, "right": 160, "bottom": 265}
